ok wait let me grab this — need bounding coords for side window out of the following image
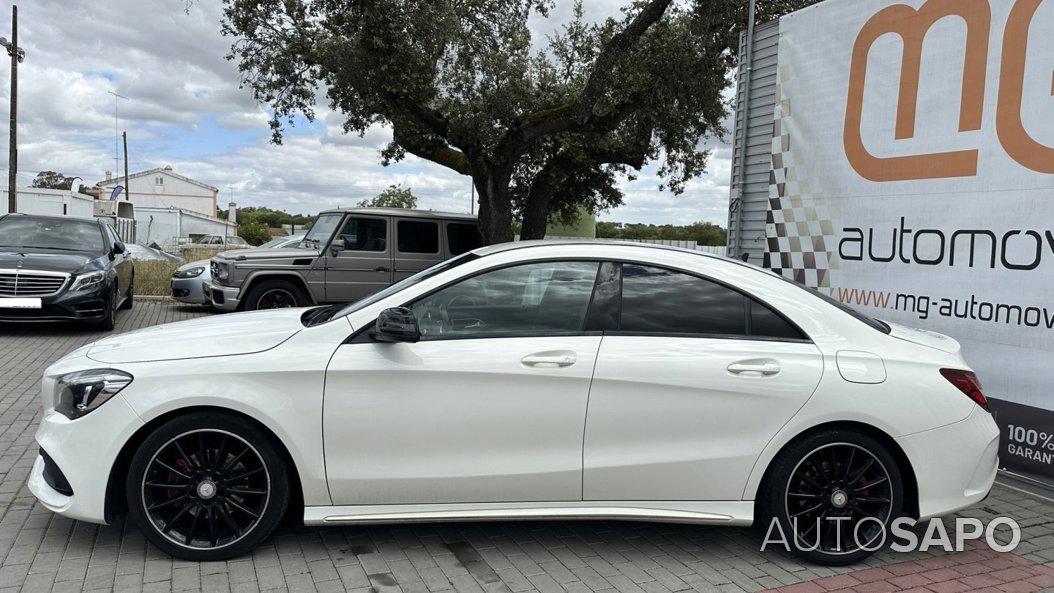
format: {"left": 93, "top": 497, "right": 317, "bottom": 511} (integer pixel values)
{"left": 397, "top": 220, "right": 439, "bottom": 254}
{"left": 749, "top": 299, "right": 805, "bottom": 339}
{"left": 447, "top": 222, "right": 483, "bottom": 255}
{"left": 411, "top": 261, "right": 600, "bottom": 339}
{"left": 618, "top": 264, "right": 805, "bottom": 340}
{"left": 335, "top": 217, "right": 387, "bottom": 252}
{"left": 620, "top": 265, "right": 746, "bottom": 335}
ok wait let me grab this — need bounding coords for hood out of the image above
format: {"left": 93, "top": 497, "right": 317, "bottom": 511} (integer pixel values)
{"left": 0, "top": 250, "right": 101, "bottom": 274}
{"left": 217, "top": 246, "right": 320, "bottom": 262}
{"left": 177, "top": 259, "right": 210, "bottom": 272}
{"left": 885, "top": 321, "right": 962, "bottom": 355}
{"left": 86, "top": 308, "right": 306, "bottom": 363}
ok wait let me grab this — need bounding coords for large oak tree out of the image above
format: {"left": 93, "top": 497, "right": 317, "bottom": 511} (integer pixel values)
{"left": 222, "top": 0, "right": 812, "bottom": 243}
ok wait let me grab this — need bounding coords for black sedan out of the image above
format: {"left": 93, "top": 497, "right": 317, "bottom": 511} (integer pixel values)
{"left": 0, "top": 214, "right": 134, "bottom": 330}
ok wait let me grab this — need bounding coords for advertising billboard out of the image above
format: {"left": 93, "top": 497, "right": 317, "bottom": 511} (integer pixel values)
{"left": 766, "top": 0, "right": 1054, "bottom": 485}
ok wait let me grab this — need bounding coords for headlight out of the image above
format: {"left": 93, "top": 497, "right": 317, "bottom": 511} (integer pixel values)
{"left": 54, "top": 369, "right": 133, "bottom": 419}
{"left": 173, "top": 266, "right": 205, "bottom": 279}
{"left": 211, "top": 261, "right": 229, "bottom": 281}
{"left": 69, "top": 270, "right": 106, "bottom": 292}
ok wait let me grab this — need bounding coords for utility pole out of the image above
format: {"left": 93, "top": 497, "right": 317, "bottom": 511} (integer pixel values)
{"left": 107, "top": 90, "right": 128, "bottom": 180}
{"left": 122, "top": 131, "right": 129, "bottom": 200}
{"left": 1, "top": 6, "right": 25, "bottom": 213}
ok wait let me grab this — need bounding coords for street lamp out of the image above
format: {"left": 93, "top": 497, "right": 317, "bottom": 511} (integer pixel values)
{"left": 1, "top": 6, "right": 25, "bottom": 213}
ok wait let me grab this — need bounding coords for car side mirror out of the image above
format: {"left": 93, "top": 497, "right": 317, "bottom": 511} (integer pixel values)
{"left": 113, "top": 243, "right": 125, "bottom": 254}
{"left": 372, "top": 307, "right": 421, "bottom": 343}
{"left": 329, "top": 245, "right": 340, "bottom": 258}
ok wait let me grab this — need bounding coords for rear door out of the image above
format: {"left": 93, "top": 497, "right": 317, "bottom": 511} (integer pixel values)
{"left": 324, "top": 214, "right": 393, "bottom": 302}
{"left": 393, "top": 217, "right": 444, "bottom": 282}
{"left": 583, "top": 263, "right": 823, "bottom": 501}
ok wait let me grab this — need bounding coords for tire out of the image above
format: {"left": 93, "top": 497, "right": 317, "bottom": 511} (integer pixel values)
{"left": 120, "top": 276, "right": 134, "bottom": 310}
{"left": 93, "top": 288, "right": 117, "bottom": 331}
{"left": 125, "top": 412, "right": 290, "bottom": 561}
{"left": 757, "top": 430, "right": 904, "bottom": 566}
{"left": 242, "top": 279, "right": 307, "bottom": 311}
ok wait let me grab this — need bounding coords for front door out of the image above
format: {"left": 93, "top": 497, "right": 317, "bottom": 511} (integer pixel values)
{"left": 583, "top": 263, "right": 824, "bottom": 501}
{"left": 323, "top": 260, "right": 604, "bottom": 504}
{"left": 324, "top": 214, "right": 392, "bottom": 302}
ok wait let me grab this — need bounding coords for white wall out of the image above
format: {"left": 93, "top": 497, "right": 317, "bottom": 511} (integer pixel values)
{"left": 5, "top": 188, "right": 96, "bottom": 218}
{"left": 134, "top": 207, "right": 236, "bottom": 249}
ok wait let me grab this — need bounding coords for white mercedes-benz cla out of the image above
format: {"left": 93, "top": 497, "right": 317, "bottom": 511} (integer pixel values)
{"left": 30, "top": 241, "right": 999, "bottom": 565}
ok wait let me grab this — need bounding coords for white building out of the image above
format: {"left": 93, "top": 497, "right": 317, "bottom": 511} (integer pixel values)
{"left": 96, "top": 165, "right": 219, "bottom": 217}
{"left": 4, "top": 187, "right": 96, "bottom": 218}
{"left": 135, "top": 206, "right": 237, "bottom": 249}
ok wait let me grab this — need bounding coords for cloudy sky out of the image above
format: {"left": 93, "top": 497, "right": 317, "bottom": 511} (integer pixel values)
{"left": 0, "top": 0, "right": 734, "bottom": 225}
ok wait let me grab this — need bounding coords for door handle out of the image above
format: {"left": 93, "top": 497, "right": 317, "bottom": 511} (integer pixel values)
{"left": 374, "top": 266, "right": 390, "bottom": 272}
{"left": 727, "top": 361, "right": 781, "bottom": 376}
{"left": 521, "top": 351, "right": 576, "bottom": 368}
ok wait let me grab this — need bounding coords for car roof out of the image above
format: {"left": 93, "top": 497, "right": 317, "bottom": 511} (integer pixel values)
{"left": 316, "top": 207, "right": 476, "bottom": 221}
{"left": 473, "top": 239, "right": 723, "bottom": 260}
{"left": 0, "top": 213, "right": 101, "bottom": 225}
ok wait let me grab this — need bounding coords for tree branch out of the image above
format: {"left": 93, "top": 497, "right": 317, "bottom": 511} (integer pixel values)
{"left": 511, "top": 0, "right": 672, "bottom": 144}
{"left": 393, "top": 126, "right": 471, "bottom": 175}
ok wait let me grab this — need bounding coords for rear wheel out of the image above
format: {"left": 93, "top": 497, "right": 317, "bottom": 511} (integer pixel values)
{"left": 243, "top": 279, "right": 307, "bottom": 311}
{"left": 759, "top": 430, "right": 904, "bottom": 565}
{"left": 125, "top": 412, "right": 289, "bottom": 561}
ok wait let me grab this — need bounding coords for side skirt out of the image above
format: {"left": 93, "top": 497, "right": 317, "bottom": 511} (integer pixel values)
{"left": 303, "top": 501, "right": 754, "bottom": 527}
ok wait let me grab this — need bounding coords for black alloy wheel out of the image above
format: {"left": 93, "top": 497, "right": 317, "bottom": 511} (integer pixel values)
{"left": 127, "top": 413, "right": 289, "bottom": 560}
{"left": 243, "top": 279, "right": 306, "bottom": 311}
{"left": 760, "top": 430, "right": 904, "bottom": 565}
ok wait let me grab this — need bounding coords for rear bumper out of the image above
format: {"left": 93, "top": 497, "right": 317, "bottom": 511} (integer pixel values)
{"left": 896, "top": 405, "right": 1000, "bottom": 519}
{"left": 0, "top": 284, "right": 110, "bottom": 322}
{"left": 204, "top": 282, "right": 241, "bottom": 312}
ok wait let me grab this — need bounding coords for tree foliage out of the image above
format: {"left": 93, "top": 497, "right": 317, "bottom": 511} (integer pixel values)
{"left": 596, "top": 220, "right": 726, "bottom": 246}
{"left": 30, "top": 171, "right": 91, "bottom": 193}
{"left": 357, "top": 184, "right": 418, "bottom": 209}
{"left": 237, "top": 220, "right": 272, "bottom": 246}
{"left": 222, "top": 0, "right": 816, "bottom": 243}
{"left": 218, "top": 206, "right": 316, "bottom": 229}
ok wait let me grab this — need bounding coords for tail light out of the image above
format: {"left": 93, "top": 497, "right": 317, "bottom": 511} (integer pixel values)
{"left": 940, "top": 368, "right": 989, "bottom": 412}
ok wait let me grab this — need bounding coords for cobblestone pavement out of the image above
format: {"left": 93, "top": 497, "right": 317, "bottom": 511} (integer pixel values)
{"left": 1, "top": 302, "right": 1053, "bottom": 593}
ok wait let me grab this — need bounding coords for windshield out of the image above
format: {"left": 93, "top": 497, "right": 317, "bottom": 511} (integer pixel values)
{"left": 303, "top": 214, "right": 343, "bottom": 247}
{"left": 304, "top": 252, "right": 480, "bottom": 326}
{"left": 0, "top": 217, "right": 105, "bottom": 253}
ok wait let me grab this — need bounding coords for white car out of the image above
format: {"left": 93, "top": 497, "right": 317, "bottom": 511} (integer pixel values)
{"left": 30, "top": 241, "right": 999, "bottom": 565}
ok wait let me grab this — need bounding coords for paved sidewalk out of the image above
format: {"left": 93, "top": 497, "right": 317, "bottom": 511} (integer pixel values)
{"left": 1, "top": 303, "right": 1053, "bottom": 593}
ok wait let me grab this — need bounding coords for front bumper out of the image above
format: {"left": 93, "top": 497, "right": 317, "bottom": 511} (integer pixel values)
{"left": 204, "top": 281, "right": 241, "bottom": 312}
{"left": 30, "top": 391, "right": 145, "bottom": 524}
{"left": 0, "top": 283, "right": 110, "bottom": 323}
{"left": 170, "top": 275, "right": 207, "bottom": 304}
{"left": 896, "top": 405, "right": 1000, "bottom": 519}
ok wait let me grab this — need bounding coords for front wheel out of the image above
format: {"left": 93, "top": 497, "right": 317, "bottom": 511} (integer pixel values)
{"left": 125, "top": 412, "right": 289, "bottom": 561}
{"left": 242, "top": 279, "right": 307, "bottom": 311}
{"left": 758, "top": 430, "right": 904, "bottom": 566}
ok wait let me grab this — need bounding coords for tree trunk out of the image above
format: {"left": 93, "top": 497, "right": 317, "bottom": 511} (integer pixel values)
{"left": 473, "top": 169, "right": 515, "bottom": 245}
{"left": 518, "top": 168, "right": 556, "bottom": 241}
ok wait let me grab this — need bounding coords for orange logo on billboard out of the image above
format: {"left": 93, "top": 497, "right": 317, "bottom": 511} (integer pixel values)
{"left": 843, "top": 0, "right": 1054, "bottom": 181}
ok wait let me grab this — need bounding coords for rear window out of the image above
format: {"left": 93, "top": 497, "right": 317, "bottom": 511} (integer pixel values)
{"left": 447, "top": 222, "right": 483, "bottom": 255}
{"left": 398, "top": 220, "right": 439, "bottom": 254}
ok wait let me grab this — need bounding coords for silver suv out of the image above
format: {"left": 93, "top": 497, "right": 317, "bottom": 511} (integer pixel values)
{"left": 205, "top": 208, "right": 481, "bottom": 311}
